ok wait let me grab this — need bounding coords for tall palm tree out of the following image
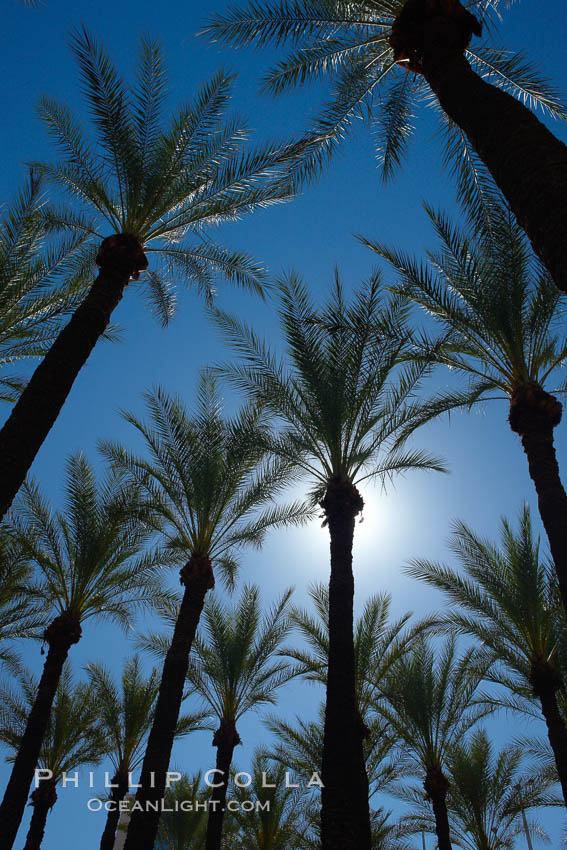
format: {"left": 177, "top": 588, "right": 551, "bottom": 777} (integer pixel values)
{"left": 155, "top": 773, "right": 209, "bottom": 850}
{"left": 366, "top": 202, "right": 567, "bottom": 616}
{"left": 202, "top": 0, "right": 567, "bottom": 292}
{"left": 102, "top": 379, "right": 307, "bottom": 850}
{"left": 399, "top": 729, "right": 555, "bottom": 850}
{"left": 0, "top": 528, "right": 42, "bottom": 675}
{"left": 377, "top": 636, "right": 493, "bottom": 850}
{"left": 0, "top": 453, "right": 164, "bottom": 850}
{"left": 406, "top": 506, "right": 567, "bottom": 806}
{"left": 0, "top": 26, "right": 303, "bottom": 521}
{"left": 0, "top": 171, "right": 92, "bottom": 403}
{"left": 214, "top": 272, "right": 445, "bottom": 850}
{"left": 139, "top": 584, "right": 297, "bottom": 850}
{"left": 87, "top": 656, "right": 207, "bottom": 850}
{"left": 0, "top": 666, "right": 106, "bottom": 850}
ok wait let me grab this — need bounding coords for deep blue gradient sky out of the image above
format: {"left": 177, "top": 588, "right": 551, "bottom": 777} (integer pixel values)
{"left": 1, "top": 1, "right": 567, "bottom": 847}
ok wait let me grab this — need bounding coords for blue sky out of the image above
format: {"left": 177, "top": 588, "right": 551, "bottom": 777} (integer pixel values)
{"left": 1, "top": 0, "right": 567, "bottom": 847}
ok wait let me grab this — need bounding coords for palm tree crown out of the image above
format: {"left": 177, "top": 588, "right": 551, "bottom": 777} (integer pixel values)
{"left": 215, "top": 271, "right": 445, "bottom": 500}
{"left": 9, "top": 453, "right": 164, "bottom": 629}
{"left": 406, "top": 507, "right": 566, "bottom": 718}
{"left": 37, "top": 27, "right": 304, "bottom": 317}
{"left": 366, "top": 202, "right": 567, "bottom": 410}
{"left": 102, "top": 379, "right": 307, "bottom": 587}
{"left": 186, "top": 584, "right": 297, "bottom": 728}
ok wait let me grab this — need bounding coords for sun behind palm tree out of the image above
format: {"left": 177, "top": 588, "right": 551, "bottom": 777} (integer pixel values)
{"left": 214, "top": 271, "right": 445, "bottom": 850}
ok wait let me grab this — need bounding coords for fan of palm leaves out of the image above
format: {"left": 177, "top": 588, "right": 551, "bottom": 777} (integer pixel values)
{"left": 0, "top": 172, "right": 94, "bottom": 402}
{"left": 202, "top": 0, "right": 566, "bottom": 230}
{"left": 34, "top": 27, "right": 313, "bottom": 326}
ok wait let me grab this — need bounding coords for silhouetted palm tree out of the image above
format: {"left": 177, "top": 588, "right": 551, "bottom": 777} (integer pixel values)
{"left": 202, "top": 0, "right": 567, "bottom": 291}
{"left": 102, "top": 379, "right": 307, "bottom": 850}
{"left": 378, "top": 636, "right": 492, "bottom": 850}
{"left": 0, "top": 26, "right": 303, "bottom": 520}
{"left": 87, "top": 655, "right": 206, "bottom": 850}
{"left": 215, "top": 272, "right": 445, "bottom": 850}
{"left": 407, "top": 506, "right": 567, "bottom": 806}
{"left": 367, "top": 203, "right": 567, "bottom": 616}
{"left": 140, "top": 584, "right": 297, "bottom": 850}
{"left": 0, "top": 453, "right": 163, "bottom": 850}
{"left": 0, "top": 666, "right": 105, "bottom": 850}
{"left": 399, "top": 729, "right": 556, "bottom": 849}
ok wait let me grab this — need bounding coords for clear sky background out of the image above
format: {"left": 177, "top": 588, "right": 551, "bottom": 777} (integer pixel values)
{"left": 1, "top": 0, "right": 567, "bottom": 847}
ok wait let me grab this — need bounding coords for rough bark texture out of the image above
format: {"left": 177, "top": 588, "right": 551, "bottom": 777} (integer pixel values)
{"left": 530, "top": 658, "right": 567, "bottom": 807}
{"left": 320, "top": 477, "right": 371, "bottom": 850}
{"left": 424, "top": 765, "right": 452, "bottom": 850}
{"left": 0, "top": 233, "right": 148, "bottom": 522}
{"left": 390, "top": 0, "right": 567, "bottom": 294}
{"left": 22, "top": 779, "right": 57, "bottom": 850}
{"left": 0, "top": 612, "right": 81, "bottom": 850}
{"left": 205, "top": 718, "right": 241, "bottom": 850}
{"left": 99, "top": 771, "right": 130, "bottom": 850}
{"left": 122, "top": 554, "right": 214, "bottom": 850}
{"left": 508, "top": 384, "right": 567, "bottom": 614}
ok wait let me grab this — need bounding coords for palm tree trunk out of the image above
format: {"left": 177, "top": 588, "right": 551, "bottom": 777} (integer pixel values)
{"left": 320, "top": 477, "right": 371, "bottom": 850}
{"left": 390, "top": 1, "right": 567, "bottom": 293}
{"left": 508, "top": 384, "right": 567, "bottom": 615}
{"left": 123, "top": 555, "right": 214, "bottom": 850}
{"left": 530, "top": 659, "right": 567, "bottom": 807}
{"left": 0, "top": 234, "right": 147, "bottom": 522}
{"left": 99, "top": 771, "right": 130, "bottom": 850}
{"left": 205, "top": 718, "right": 241, "bottom": 850}
{"left": 22, "top": 779, "right": 57, "bottom": 850}
{"left": 0, "top": 612, "right": 81, "bottom": 850}
{"left": 424, "top": 765, "right": 452, "bottom": 850}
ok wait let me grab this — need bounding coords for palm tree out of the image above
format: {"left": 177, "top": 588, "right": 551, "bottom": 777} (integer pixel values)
{"left": 399, "top": 729, "right": 555, "bottom": 850}
{"left": 377, "top": 636, "right": 493, "bottom": 850}
{"left": 139, "top": 584, "right": 297, "bottom": 850}
{"left": 214, "top": 271, "right": 445, "bottom": 850}
{"left": 202, "top": 0, "right": 567, "bottom": 292}
{"left": 267, "top": 705, "right": 412, "bottom": 848}
{"left": 0, "top": 171, "right": 92, "bottom": 403}
{"left": 406, "top": 506, "right": 567, "bottom": 807}
{"left": 0, "top": 666, "right": 106, "bottom": 850}
{"left": 288, "top": 583, "right": 424, "bottom": 727}
{"left": 87, "top": 656, "right": 207, "bottom": 850}
{"left": 0, "top": 528, "right": 42, "bottom": 675}
{"left": 0, "top": 25, "right": 303, "bottom": 521}
{"left": 366, "top": 202, "right": 567, "bottom": 616}
{"left": 0, "top": 453, "right": 163, "bottom": 850}
{"left": 227, "top": 751, "right": 312, "bottom": 850}
{"left": 102, "top": 379, "right": 307, "bottom": 850}
{"left": 155, "top": 773, "right": 209, "bottom": 850}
